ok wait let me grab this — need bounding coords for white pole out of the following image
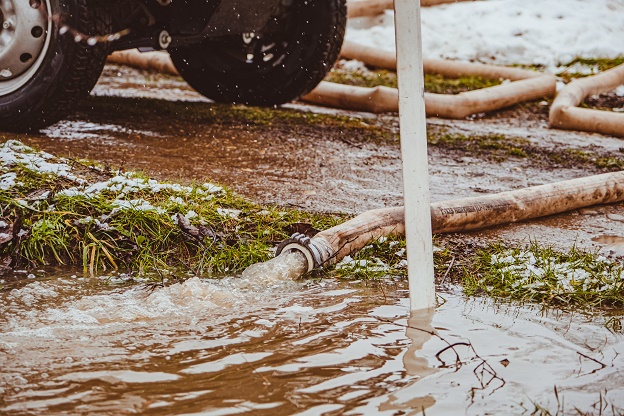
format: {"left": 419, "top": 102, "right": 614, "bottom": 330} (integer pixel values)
{"left": 393, "top": 0, "right": 435, "bottom": 310}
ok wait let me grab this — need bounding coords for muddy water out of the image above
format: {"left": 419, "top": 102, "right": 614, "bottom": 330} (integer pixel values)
{"left": 1, "top": 270, "right": 623, "bottom": 415}
{"left": 3, "top": 65, "right": 624, "bottom": 413}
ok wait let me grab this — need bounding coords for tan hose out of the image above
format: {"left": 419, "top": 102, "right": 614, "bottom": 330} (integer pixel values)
{"left": 303, "top": 82, "right": 399, "bottom": 113}
{"left": 340, "top": 41, "right": 543, "bottom": 80}
{"left": 347, "top": 0, "right": 393, "bottom": 18}
{"left": 269, "top": 171, "right": 624, "bottom": 274}
{"left": 347, "top": 0, "right": 476, "bottom": 18}
{"left": 303, "top": 41, "right": 556, "bottom": 117}
{"left": 549, "top": 64, "right": 624, "bottom": 138}
{"left": 107, "top": 46, "right": 555, "bottom": 119}
{"left": 303, "top": 76, "right": 555, "bottom": 118}
{"left": 430, "top": 170, "right": 624, "bottom": 233}
{"left": 107, "top": 50, "right": 179, "bottom": 76}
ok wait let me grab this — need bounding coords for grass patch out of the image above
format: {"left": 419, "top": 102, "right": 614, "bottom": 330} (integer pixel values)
{"left": 566, "top": 56, "right": 624, "bottom": 72}
{"left": 423, "top": 73, "right": 501, "bottom": 95}
{"left": 2, "top": 140, "right": 623, "bottom": 315}
{"left": 331, "top": 236, "right": 407, "bottom": 280}
{"left": 322, "top": 229, "right": 624, "bottom": 311}
{"left": 428, "top": 130, "right": 530, "bottom": 161}
{"left": 326, "top": 67, "right": 398, "bottom": 89}
{"left": 328, "top": 234, "right": 624, "bottom": 312}
{"left": 81, "top": 95, "right": 382, "bottom": 131}
{"left": 325, "top": 66, "right": 501, "bottom": 94}
{"left": 558, "top": 56, "right": 624, "bottom": 80}
{"left": 0, "top": 139, "right": 345, "bottom": 278}
{"left": 561, "top": 148, "right": 624, "bottom": 170}
{"left": 76, "top": 95, "right": 395, "bottom": 144}
{"left": 330, "top": 235, "right": 458, "bottom": 283}
{"left": 463, "top": 242, "right": 624, "bottom": 309}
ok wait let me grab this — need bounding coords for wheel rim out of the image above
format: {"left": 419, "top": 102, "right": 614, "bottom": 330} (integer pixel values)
{"left": 0, "top": 0, "right": 51, "bottom": 96}
{"left": 232, "top": 30, "right": 291, "bottom": 69}
{"left": 211, "top": 4, "right": 305, "bottom": 74}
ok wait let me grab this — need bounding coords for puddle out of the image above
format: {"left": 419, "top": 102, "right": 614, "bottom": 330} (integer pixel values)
{"left": 593, "top": 235, "right": 624, "bottom": 256}
{"left": 42, "top": 120, "right": 162, "bottom": 141}
{"left": 1, "top": 273, "right": 623, "bottom": 415}
{"left": 471, "top": 203, "right": 624, "bottom": 256}
{"left": 92, "top": 65, "right": 207, "bottom": 102}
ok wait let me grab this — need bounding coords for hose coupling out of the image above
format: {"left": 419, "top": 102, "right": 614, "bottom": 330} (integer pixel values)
{"left": 275, "top": 232, "right": 333, "bottom": 272}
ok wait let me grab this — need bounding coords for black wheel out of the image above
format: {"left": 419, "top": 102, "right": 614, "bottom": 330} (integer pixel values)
{"left": 0, "top": 0, "right": 109, "bottom": 132}
{"left": 169, "top": 0, "right": 346, "bottom": 106}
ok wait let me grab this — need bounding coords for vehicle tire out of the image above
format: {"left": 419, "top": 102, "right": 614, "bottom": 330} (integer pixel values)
{"left": 0, "top": 0, "right": 109, "bottom": 132}
{"left": 169, "top": 0, "right": 347, "bottom": 106}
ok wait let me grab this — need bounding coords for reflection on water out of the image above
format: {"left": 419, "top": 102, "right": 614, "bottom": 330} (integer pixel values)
{"left": 592, "top": 235, "right": 624, "bottom": 256}
{"left": 1, "top": 272, "right": 623, "bottom": 415}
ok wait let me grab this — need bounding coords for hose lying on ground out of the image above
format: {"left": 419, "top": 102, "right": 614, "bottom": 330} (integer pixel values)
{"left": 302, "top": 76, "right": 555, "bottom": 117}
{"left": 108, "top": 42, "right": 556, "bottom": 119}
{"left": 107, "top": 50, "right": 179, "bottom": 75}
{"left": 301, "top": 41, "right": 556, "bottom": 117}
{"left": 340, "top": 41, "right": 544, "bottom": 80}
{"left": 347, "top": 0, "right": 476, "bottom": 18}
{"left": 549, "top": 63, "right": 624, "bottom": 138}
{"left": 107, "top": 43, "right": 555, "bottom": 119}
{"left": 243, "top": 171, "right": 624, "bottom": 280}
{"left": 347, "top": 0, "right": 393, "bottom": 18}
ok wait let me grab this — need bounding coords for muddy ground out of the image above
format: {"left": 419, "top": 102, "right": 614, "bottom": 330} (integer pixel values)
{"left": 8, "top": 64, "right": 624, "bottom": 257}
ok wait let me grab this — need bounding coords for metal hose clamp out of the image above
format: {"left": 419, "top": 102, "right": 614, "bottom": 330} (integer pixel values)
{"left": 275, "top": 232, "right": 333, "bottom": 272}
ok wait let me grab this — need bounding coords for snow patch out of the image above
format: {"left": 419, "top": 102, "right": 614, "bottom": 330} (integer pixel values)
{"left": 347, "top": 0, "right": 624, "bottom": 70}
{"left": 0, "top": 141, "right": 83, "bottom": 184}
{"left": 490, "top": 250, "right": 622, "bottom": 293}
{"left": 0, "top": 172, "right": 17, "bottom": 190}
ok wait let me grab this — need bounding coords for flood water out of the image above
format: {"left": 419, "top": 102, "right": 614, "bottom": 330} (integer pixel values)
{"left": 3, "top": 64, "right": 624, "bottom": 414}
{"left": 2, "top": 269, "right": 623, "bottom": 415}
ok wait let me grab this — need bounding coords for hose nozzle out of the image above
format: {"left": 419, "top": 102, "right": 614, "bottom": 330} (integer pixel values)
{"left": 275, "top": 232, "right": 333, "bottom": 272}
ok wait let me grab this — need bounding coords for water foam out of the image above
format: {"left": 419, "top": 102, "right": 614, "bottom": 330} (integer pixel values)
{"left": 241, "top": 250, "right": 308, "bottom": 284}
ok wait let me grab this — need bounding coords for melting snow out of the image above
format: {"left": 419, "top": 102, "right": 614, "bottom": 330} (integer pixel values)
{"left": 0, "top": 141, "right": 83, "bottom": 184}
{"left": 0, "top": 172, "right": 17, "bottom": 190}
{"left": 347, "top": 0, "right": 624, "bottom": 70}
{"left": 57, "top": 173, "right": 223, "bottom": 200}
{"left": 336, "top": 255, "right": 391, "bottom": 272}
{"left": 217, "top": 208, "right": 241, "bottom": 219}
{"left": 41, "top": 120, "right": 162, "bottom": 140}
{"left": 490, "top": 250, "right": 623, "bottom": 293}
{"left": 111, "top": 198, "right": 165, "bottom": 213}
